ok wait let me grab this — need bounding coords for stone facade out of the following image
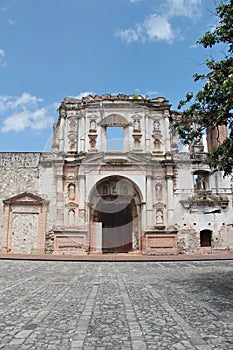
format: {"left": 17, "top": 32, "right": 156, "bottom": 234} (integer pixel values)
{"left": 0, "top": 94, "right": 232, "bottom": 255}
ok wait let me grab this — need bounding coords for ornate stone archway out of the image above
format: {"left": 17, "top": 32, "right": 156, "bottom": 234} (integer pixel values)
{"left": 89, "top": 176, "right": 142, "bottom": 253}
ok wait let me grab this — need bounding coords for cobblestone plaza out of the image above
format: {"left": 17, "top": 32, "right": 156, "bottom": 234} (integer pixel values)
{"left": 0, "top": 260, "right": 233, "bottom": 349}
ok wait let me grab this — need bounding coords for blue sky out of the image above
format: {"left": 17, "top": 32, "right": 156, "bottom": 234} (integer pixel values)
{"left": 0, "top": 0, "right": 219, "bottom": 151}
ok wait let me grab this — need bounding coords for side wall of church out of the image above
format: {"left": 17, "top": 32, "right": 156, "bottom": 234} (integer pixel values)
{"left": 0, "top": 153, "right": 40, "bottom": 251}
{"left": 0, "top": 153, "right": 58, "bottom": 253}
{"left": 174, "top": 154, "right": 233, "bottom": 254}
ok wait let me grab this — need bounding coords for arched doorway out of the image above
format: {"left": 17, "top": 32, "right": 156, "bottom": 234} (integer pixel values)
{"left": 200, "top": 229, "right": 212, "bottom": 247}
{"left": 89, "top": 176, "right": 142, "bottom": 253}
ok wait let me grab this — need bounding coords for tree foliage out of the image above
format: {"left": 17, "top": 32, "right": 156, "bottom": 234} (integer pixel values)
{"left": 173, "top": 0, "right": 233, "bottom": 176}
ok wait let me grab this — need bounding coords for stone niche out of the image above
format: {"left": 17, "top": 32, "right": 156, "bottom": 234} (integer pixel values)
{"left": 2, "top": 192, "right": 47, "bottom": 254}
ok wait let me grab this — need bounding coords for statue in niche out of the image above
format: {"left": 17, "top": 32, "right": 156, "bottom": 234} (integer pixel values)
{"left": 156, "top": 209, "right": 164, "bottom": 224}
{"left": 194, "top": 174, "right": 207, "bottom": 191}
{"left": 68, "top": 135, "right": 76, "bottom": 151}
{"left": 90, "top": 120, "right": 96, "bottom": 131}
{"left": 155, "top": 184, "right": 163, "bottom": 200}
{"left": 68, "top": 209, "right": 75, "bottom": 227}
{"left": 133, "top": 119, "right": 140, "bottom": 131}
{"left": 69, "top": 119, "right": 76, "bottom": 131}
{"left": 153, "top": 120, "right": 160, "bottom": 132}
{"left": 154, "top": 138, "right": 161, "bottom": 151}
{"left": 68, "top": 184, "right": 75, "bottom": 200}
{"left": 132, "top": 230, "right": 138, "bottom": 250}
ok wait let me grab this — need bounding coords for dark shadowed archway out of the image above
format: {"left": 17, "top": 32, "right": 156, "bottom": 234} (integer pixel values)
{"left": 89, "top": 176, "right": 142, "bottom": 253}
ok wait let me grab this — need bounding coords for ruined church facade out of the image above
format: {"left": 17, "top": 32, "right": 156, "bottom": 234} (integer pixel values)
{"left": 0, "top": 94, "right": 232, "bottom": 255}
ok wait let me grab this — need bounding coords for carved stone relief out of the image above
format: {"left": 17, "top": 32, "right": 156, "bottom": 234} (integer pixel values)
{"left": 153, "top": 120, "right": 160, "bottom": 132}
{"left": 88, "top": 133, "right": 98, "bottom": 150}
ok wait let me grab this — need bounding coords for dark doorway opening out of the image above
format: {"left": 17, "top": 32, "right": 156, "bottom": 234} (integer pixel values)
{"left": 90, "top": 176, "right": 141, "bottom": 254}
{"left": 94, "top": 199, "right": 133, "bottom": 253}
{"left": 200, "top": 229, "right": 212, "bottom": 247}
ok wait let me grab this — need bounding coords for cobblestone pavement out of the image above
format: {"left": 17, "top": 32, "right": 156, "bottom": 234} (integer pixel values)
{"left": 0, "top": 260, "right": 233, "bottom": 350}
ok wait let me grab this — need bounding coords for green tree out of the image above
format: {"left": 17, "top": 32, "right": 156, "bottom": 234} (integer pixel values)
{"left": 173, "top": 0, "right": 233, "bottom": 176}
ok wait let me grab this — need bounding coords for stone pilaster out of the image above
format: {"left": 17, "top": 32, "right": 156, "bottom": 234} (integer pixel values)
{"left": 2, "top": 204, "right": 10, "bottom": 252}
{"left": 55, "top": 163, "right": 65, "bottom": 228}
{"left": 78, "top": 174, "right": 86, "bottom": 223}
{"left": 146, "top": 175, "right": 153, "bottom": 229}
{"left": 164, "top": 110, "right": 171, "bottom": 153}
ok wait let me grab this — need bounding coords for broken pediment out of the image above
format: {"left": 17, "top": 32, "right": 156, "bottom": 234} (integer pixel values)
{"left": 4, "top": 192, "right": 44, "bottom": 206}
{"left": 180, "top": 191, "right": 229, "bottom": 211}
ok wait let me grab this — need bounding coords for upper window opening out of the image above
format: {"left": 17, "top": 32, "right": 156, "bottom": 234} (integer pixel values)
{"left": 106, "top": 127, "right": 124, "bottom": 151}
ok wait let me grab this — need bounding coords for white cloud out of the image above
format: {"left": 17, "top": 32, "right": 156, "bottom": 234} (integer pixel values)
{"left": 0, "top": 95, "right": 9, "bottom": 113}
{"left": 166, "top": 0, "right": 202, "bottom": 19}
{"left": 116, "top": 0, "right": 203, "bottom": 44}
{"left": 116, "top": 14, "right": 174, "bottom": 44}
{"left": 8, "top": 19, "right": 15, "bottom": 25}
{"left": 74, "top": 91, "right": 95, "bottom": 99}
{"left": 0, "top": 92, "right": 43, "bottom": 112}
{"left": 1, "top": 108, "right": 54, "bottom": 132}
{"left": 146, "top": 90, "right": 158, "bottom": 97}
{"left": 115, "top": 28, "right": 140, "bottom": 44}
{"left": 144, "top": 14, "right": 174, "bottom": 42}
{"left": 11, "top": 92, "right": 43, "bottom": 108}
{"left": 0, "top": 92, "right": 55, "bottom": 132}
{"left": 129, "top": 0, "right": 141, "bottom": 3}
{"left": 0, "top": 48, "right": 7, "bottom": 68}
